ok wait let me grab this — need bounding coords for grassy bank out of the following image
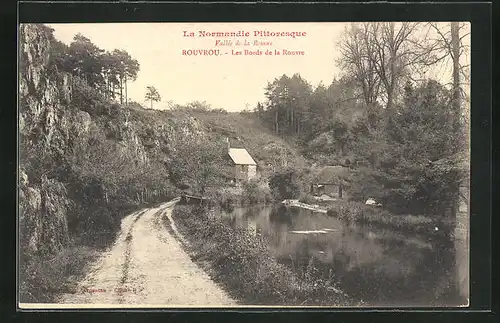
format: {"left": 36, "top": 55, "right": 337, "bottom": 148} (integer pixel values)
{"left": 169, "top": 205, "right": 353, "bottom": 306}
{"left": 19, "top": 198, "right": 174, "bottom": 304}
{"left": 206, "top": 179, "right": 275, "bottom": 210}
{"left": 326, "top": 201, "right": 453, "bottom": 237}
{"left": 19, "top": 244, "right": 99, "bottom": 303}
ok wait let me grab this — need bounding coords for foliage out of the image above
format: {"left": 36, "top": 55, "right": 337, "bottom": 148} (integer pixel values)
{"left": 168, "top": 135, "right": 227, "bottom": 196}
{"left": 64, "top": 121, "right": 174, "bottom": 238}
{"left": 268, "top": 168, "right": 302, "bottom": 201}
{"left": 298, "top": 194, "right": 316, "bottom": 205}
{"left": 205, "top": 179, "right": 273, "bottom": 209}
{"left": 145, "top": 85, "right": 161, "bottom": 109}
{"left": 259, "top": 73, "right": 312, "bottom": 137}
{"left": 242, "top": 179, "right": 274, "bottom": 205}
{"left": 327, "top": 200, "right": 452, "bottom": 237}
{"left": 70, "top": 75, "right": 113, "bottom": 116}
{"left": 19, "top": 245, "right": 98, "bottom": 303}
{"left": 208, "top": 187, "right": 243, "bottom": 210}
{"left": 171, "top": 205, "right": 351, "bottom": 306}
{"left": 47, "top": 29, "right": 140, "bottom": 104}
{"left": 349, "top": 80, "right": 465, "bottom": 215}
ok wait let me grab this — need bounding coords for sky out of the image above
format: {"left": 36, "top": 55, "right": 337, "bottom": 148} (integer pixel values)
{"left": 48, "top": 22, "right": 469, "bottom": 112}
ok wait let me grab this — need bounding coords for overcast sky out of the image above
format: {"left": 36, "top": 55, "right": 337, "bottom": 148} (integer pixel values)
{"left": 48, "top": 22, "right": 469, "bottom": 112}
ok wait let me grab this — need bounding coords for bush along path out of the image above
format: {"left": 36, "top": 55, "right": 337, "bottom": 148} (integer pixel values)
{"left": 56, "top": 198, "right": 234, "bottom": 307}
{"left": 171, "top": 205, "right": 353, "bottom": 306}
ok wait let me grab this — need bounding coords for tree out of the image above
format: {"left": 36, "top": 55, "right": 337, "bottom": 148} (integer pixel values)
{"left": 168, "top": 136, "right": 226, "bottom": 196}
{"left": 66, "top": 33, "right": 105, "bottom": 88}
{"left": 419, "top": 22, "right": 470, "bottom": 129}
{"left": 410, "top": 22, "right": 470, "bottom": 224}
{"left": 145, "top": 86, "right": 161, "bottom": 109}
{"left": 338, "top": 23, "right": 381, "bottom": 107}
{"left": 338, "top": 22, "right": 424, "bottom": 110}
{"left": 268, "top": 168, "right": 302, "bottom": 201}
{"left": 100, "top": 50, "right": 140, "bottom": 103}
{"left": 110, "top": 49, "right": 140, "bottom": 104}
{"left": 48, "top": 38, "right": 71, "bottom": 73}
{"left": 349, "top": 80, "right": 464, "bottom": 215}
{"left": 262, "top": 73, "right": 312, "bottom": 136}
{"left": 101, "top": 51, "right": 121, "bottom": 100}
{"left": 186, "top": 100, "right": 212, "bottom": 112}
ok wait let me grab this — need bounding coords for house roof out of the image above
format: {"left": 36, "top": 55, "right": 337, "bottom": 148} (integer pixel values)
{"left": 314, "top": 165, "right": 350, "bottom": 184}
{"left": 228, "top": 148, "right": 256, "bottom": 165}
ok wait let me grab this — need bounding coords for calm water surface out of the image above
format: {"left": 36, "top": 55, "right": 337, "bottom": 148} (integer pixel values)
{"left": 220, "top": 204, "right": 464, "bottom": 307}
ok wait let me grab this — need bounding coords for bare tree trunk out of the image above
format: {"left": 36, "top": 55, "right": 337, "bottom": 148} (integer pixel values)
{"left": 450, "top": 22, "right": 469, "bottom": 303}
{"left": 125, "top": 74, "right": 128, "bottom": 105}
{"left": 451, "top": 22, "right": 462, "bottom": 220}
{"left": 275, "top": 110, "right": 279, "bottom": 133}
{"left": 451, "top": 22, "right": 461, "bottom": 129}
{"left": 120, "top": 76, "right": 123, "bottom": 104}
{"left": 386, "top": 87, "right": 394, "bottom": 111}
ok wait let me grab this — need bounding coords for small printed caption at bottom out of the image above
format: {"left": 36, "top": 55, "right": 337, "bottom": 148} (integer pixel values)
{"left": 79, "top": 286, "right": 143, "bottom": 294}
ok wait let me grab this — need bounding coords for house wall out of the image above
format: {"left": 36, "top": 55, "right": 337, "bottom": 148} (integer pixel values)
{"left": 233, "top": 164, "right": 257, "bottom": 182}
{"left": 311, "top": 184, "right": 346, "bottom": 199}
{"left": 324, "top": 184, "right": 340, "bottom": 198}
{"left": 233, "top": 164, "right": 247, "bottom": 182}
{"left": 248, "top": 165, "right": 257, "bottom": 180}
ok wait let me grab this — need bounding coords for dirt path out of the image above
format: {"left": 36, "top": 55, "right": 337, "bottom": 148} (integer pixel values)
{"left": 58, "top": 199, "right": 235, "bottom": 306}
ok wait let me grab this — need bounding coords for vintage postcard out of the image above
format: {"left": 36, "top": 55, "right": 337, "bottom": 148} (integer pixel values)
{"left": 18, "top": 21, "right": 470, "bottom": 309}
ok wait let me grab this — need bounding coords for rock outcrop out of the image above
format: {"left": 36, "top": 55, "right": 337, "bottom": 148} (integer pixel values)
{"left": 19, "top": 24, "right": 74, "bottom": 256}
{"left": 19, "top": 24, "right": 202, "bottom": 257}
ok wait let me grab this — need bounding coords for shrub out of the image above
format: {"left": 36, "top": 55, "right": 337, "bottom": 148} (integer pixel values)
{"left": 19, "top": 245, "right": 98, "bottom": 303}
{"left": 70, "top": 76, "right": 110, "bottom": 116}
{"left": 326, "top": 208, "right": 338, "bottom": 217}
{"left": 268, "top": 169, "right": 302, "bottom": 201}
{"left": 337, "top": 201, "right": 364, "bottom": 224}
{"left": 299, "top": 194, "right": 316, "bottom": 205}
{"left": 326, "top": 200, "right": 447, "bottom": 236}
{"left": 242, "top": 179, "right": 274, "bottom": 205}
{"left": 172, "top": 205, "right": 351, "bottom": 306}
{"left": 207, "top": 186, "right": 243, "bottom": 209}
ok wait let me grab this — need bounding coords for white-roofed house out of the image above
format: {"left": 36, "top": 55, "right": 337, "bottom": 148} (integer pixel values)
{"left": 225, "top": 138, "right": 257, "bottom": 184}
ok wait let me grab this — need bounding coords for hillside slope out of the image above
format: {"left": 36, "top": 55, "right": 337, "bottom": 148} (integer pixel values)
{"left": 176, "top": 110, "right": 307, "bottom": 174}
{"left": 18, "top": 24, "right": 305, "bottom": 302}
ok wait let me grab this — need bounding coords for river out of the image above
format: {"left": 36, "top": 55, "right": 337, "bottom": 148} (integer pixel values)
{"left": 220, "top": 204, "right": 465, "bottom": 307}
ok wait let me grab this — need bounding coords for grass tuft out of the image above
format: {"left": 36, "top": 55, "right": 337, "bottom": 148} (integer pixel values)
{"left": 170, "top": 204, "right": 352, "bottom": 306}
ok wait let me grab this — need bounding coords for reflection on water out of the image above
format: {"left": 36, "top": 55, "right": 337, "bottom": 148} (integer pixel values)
{"left": 221, "top": 204, "right": 464, "bottom": 306}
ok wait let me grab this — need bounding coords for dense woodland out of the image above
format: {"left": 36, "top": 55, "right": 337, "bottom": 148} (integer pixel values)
{"left": 253, "top": 22, "right": 469, "bottom": 216}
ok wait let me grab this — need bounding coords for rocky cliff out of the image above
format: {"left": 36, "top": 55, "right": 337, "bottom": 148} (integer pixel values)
{"left": 19, "top": 24, "right": 74, "bottom": 256}
{"left": 19, "top": 24, "right": 202, "bottom": 258}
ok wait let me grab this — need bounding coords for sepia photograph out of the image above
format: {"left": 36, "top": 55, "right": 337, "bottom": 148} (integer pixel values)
{"left": 18, "top": 21, "right": 470, "bottom": 308}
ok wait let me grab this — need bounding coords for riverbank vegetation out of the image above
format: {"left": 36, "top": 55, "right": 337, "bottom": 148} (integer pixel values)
{"left": 206, "top": 179, "right": 275, "bottom": 210}
{"left": 171, "top": 205, "right": 353, "bottom": 306}
{"left": 19, "top": 22, "right": 470, "bottom": 305}
{"left": 253, "top": 22, "right": 469, "bottom": 222}
{"left": 19, "top": 24, "right": 305, "bottom": 303}
{"left": 325, "top": 201, "right": 452, "bottom": 237}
